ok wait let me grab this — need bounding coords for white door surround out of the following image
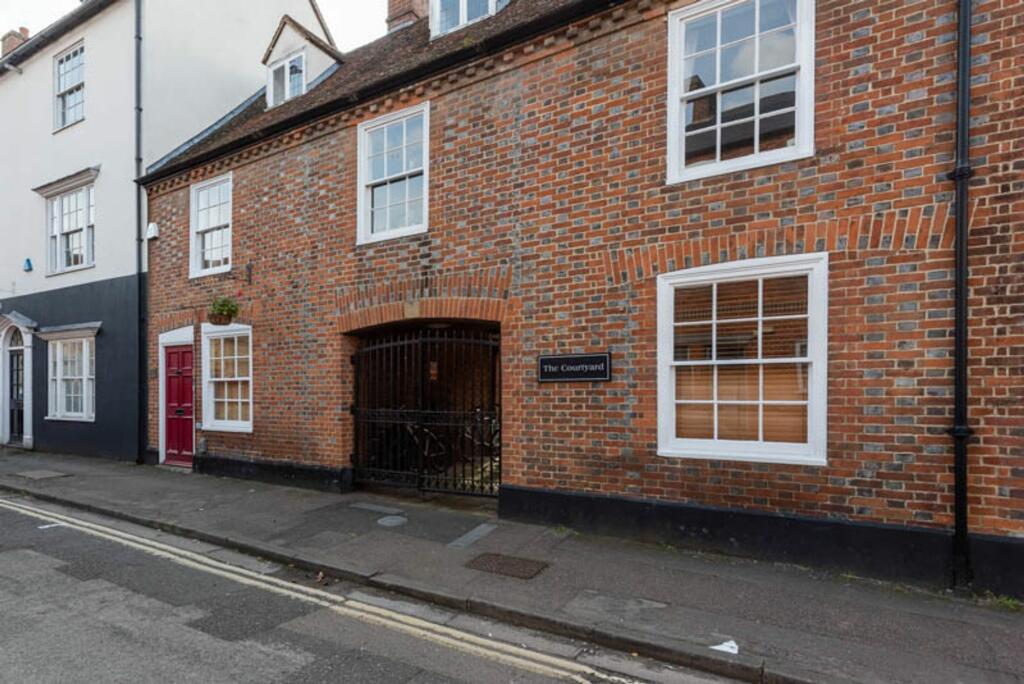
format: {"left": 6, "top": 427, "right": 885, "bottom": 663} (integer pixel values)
{"left": 0, "top": 312, "right": 37, "bottom": 448}
{"left": 158, "top": 325, "right": 195, "bottom": 464}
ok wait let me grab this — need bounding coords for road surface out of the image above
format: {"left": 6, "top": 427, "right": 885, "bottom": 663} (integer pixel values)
{"left": 0, "top": 495, "right": 726, "bottom": 683}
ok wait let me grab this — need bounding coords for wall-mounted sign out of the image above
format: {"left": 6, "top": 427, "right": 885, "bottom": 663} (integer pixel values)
{"left": 538, "top": 353, "right": 612, "bottom": 383}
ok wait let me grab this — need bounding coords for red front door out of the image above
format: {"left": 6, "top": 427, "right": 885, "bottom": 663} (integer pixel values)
{"left": 165, "top": 345, "right": 194, "bottom": 467}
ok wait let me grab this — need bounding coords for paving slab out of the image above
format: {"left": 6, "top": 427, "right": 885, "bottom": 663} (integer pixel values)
{"left": 1, "top": 448, "right": 1023, "bottom": 684}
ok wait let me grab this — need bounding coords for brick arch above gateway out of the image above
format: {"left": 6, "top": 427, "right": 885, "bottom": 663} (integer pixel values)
{"left": 335, "top": 266, "right": 512, "bottom": 334}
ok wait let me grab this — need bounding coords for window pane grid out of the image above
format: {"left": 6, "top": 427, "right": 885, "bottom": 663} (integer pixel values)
{"left": 365, "top": 112, "right": 426, "bottom": 236}
{"left": 288, "top": 56, "right": 304, "bottom": 99}
{"left": 49, "top": 338, "right": 95, "bottom": 420}
{"left": 209, "top": 334, "right": 251, "bottom": 425}
{"left": 192, "top": 178, "right": 231, "bottom": 273}
{"left": 56, "top": 46, "right": 85, "bottom": 127}
{"left": 199, "top": 227, "right": 230, "bottom": 270}
{"left": 680, "top": 0, "right": 798, "bottom": 168}
{"left": 439, "top": 0, "right": 502, "bottom": 33}
{"left": 673, "top": 273, "right": 809, "bottom": 444}
{"left": 49, "top": 185, "right": 95, "bottom": 272}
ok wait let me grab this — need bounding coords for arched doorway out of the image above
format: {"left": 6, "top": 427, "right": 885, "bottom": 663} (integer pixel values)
{"left": 351, "top": 321, "right": 501, "bottom": 496}
{"left": 7, "top": 329, "right": 25, "bottom": 444}
{"left": 1, "top": 313, "right": 35, "bottom": 449}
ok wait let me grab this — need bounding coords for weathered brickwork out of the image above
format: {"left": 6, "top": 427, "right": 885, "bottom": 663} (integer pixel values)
{"left": 146, "top": 0, "right": 1023, "bottom": 537}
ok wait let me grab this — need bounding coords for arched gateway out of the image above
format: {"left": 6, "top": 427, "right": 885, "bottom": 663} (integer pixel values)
{"left": 350, "top": 321, "right": 501, "bottom": 496}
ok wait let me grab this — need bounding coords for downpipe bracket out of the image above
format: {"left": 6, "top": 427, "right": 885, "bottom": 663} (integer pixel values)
{"left": 947, "top": 166, "right": 975, "bottom": 182}
{"left": 948, "top": 425, "right": 974, "bottom": 440}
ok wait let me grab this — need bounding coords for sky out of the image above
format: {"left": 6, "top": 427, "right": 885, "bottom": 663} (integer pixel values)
{"left": 0, "top": 0, "right": 387, "bottom": 52}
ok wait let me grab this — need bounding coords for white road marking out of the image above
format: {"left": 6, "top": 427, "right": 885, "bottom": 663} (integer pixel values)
{"left": 0, "top": 498, "right": 643, "bottom": 684}
{"left": 448, "top": 523, "right": 498, "bottom": 549}
{"left": 37, "top": 523, "right": 66, "bottom": 530}
{"left": 710, "top": 640, "right": 739, "bottom": 655}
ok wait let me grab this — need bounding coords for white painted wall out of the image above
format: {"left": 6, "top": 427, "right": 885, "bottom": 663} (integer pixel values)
{"left": 141, "top": 0, "right": 330, "bottom": 168}
{"left": 0, "top": 0, "right": 330, "bottom": 300}
{"left": 0, "top": 1, "right": 136, "bottom": 300}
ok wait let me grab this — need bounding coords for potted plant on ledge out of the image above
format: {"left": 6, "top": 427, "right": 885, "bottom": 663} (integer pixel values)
{"left": 208, "top": 296, "right": 239, "bottom": 326}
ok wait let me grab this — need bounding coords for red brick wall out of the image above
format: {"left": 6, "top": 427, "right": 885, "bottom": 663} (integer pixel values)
{"left": 146, "top": 0, "right": 1023, "bottom": 537}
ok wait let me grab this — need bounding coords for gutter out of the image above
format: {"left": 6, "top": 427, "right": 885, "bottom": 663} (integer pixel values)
{"left": 948, "top": 0, "right": 974, "bottom": 589}
{"left": 135, "top": 0, "right": 147, "bottom": 464}
{"left": 0, "top": 0, "right": 117, "bottom": 79}
{"left": 138, "top": 0, "right": 627, "bottom": 187}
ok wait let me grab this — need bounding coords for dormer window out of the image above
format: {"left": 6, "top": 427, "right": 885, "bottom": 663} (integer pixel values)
{"left": 267, "top": 52, "right": 305, "bottom": 107}
{"left": 431, "top": 0, "right": 509, "bottom": 37}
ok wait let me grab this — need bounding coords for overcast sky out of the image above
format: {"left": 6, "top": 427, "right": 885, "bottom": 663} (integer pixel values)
{"left": 0, "top": 0, "right": 387, "bottom": 52}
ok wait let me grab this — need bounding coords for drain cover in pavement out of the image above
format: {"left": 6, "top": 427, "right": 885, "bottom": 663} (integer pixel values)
{"left": 377, "top": 515, "right": 407, "bottom": 528}
{"left": 465, "top": 553, "right": 548, "bottom": 579}
{"left": 15, "top": 470, "right": 69, "bottom": 481}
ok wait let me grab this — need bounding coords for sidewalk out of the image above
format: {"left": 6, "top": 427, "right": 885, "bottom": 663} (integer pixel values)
{"left": 1, "top": 449, "right": 1021, "bottom": 684}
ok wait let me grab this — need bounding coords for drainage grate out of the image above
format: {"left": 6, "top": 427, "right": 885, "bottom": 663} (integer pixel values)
{"left": 465, "top": 553, "right": 548, "bottom": 580}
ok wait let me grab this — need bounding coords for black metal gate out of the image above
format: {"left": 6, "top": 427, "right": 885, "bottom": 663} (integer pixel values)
{"left": 352, "top": 325, "right": 501, "bottom": 496}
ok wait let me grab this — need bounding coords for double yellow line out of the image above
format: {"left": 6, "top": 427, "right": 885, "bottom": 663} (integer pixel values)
{"left": 0, "top": 497, "right": 644, "bottom": 683}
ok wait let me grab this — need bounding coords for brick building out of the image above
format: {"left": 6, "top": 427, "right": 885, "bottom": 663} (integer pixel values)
{"left": 140, "top": 0, "right": 1023, "bottom": 596}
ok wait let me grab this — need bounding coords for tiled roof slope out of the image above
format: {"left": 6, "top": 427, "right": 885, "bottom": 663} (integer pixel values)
{"left": 141, "top": 0, "right": 623, "bottom": 184}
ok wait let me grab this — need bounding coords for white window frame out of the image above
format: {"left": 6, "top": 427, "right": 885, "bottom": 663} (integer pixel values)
{"left": 200, "top": 322, "right": 253, "bottom": 434}
{"left": 46, "top": 336, "right": 96, "bottom": 423}
{"left": 266, "top": 50, "right": 306, "bottom": 108}
{"left": 46, "top": 183, "right": 95, "bottom": 275}
{"left": 430, "top": 0, "right": 508, "bottom": 37}
{"left": 54, "top": 41, "right": 85, "bottom": 131}
{"left": 657, "top": 252, "right": 828, "bottom": 465}
{"left": 356, "top": 102, "right": 430, "bottom": 246}
{"left": 189, "top": 173, "right": 233, "bottom": 279}
{"left": 666, "top": 0, "right": 815, "bottom": 185}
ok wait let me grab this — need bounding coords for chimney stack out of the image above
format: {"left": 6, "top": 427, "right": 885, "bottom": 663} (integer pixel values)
{"left": 1, "top": 27, "right": 29, "bottom": 57}
{"left": 387, "top": 0, "right": 428, "bottom": 32}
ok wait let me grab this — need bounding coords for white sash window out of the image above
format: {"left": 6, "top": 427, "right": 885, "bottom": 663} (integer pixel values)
{"left": 667, "top": 0, "right": 815, "bottom": 183}
{"left": 48, "top": 337, "right": 96, "bottom": 422}
{"left": 48, "top": 185, "right": 95, "bottom": 275}
{"left": 658, "top": 253, "right": 828, "bottom": 465}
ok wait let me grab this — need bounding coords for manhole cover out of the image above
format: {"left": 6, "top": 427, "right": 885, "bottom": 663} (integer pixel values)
{"left": 15, "top": 470, "right": 69, "bottom": 481}
{"left": 465, "top": 553, "right": 548, "bottom": 580}
{"left": 377, "top": 515, "right": 407, "bottom": 528}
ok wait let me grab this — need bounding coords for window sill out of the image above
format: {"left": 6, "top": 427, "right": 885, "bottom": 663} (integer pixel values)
{"left": 657, "top": 446, "right": 826, "bottom": 467}
{"left": 45, "top": 415, "right": 95, "bottom": 424}
{"left": 357, "top": 224, "right": 428, "bottom": 246}
{"left": 201, "top": 423, "right": 252, "bottom": 434}
{"left": 666, "top": 147, "right": 814, "bottom": 186}
{"left": 53, "top": 118, "right": 85, "bottom": 135}
{"left": 46, "top": 263, "right": 95, "bottom": 278}
{"left": 189, "top": 265, "right": 232, "bottom": 280}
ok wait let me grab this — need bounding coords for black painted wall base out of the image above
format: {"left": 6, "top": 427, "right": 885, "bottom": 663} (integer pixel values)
{"left": 193, "top": 453, "right": 353, "bottom": 494}
{"left": 498, "top": 485, "right": 1024, "bottom": 598}
{"left": 969, "top": 534, "right": 1024, "bottom": 599}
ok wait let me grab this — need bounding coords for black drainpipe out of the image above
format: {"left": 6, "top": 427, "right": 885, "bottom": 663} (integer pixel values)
{"left": 949, "top": 0, "right": 974, "bottom": 589}
{"left": 134, "top": 0, "right": 147, "bottom": 465}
